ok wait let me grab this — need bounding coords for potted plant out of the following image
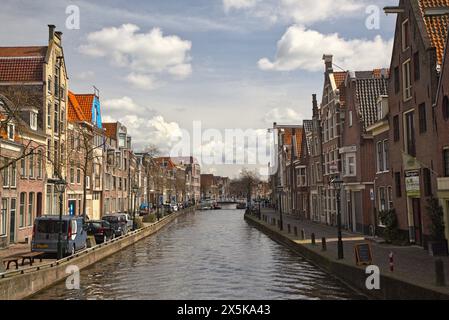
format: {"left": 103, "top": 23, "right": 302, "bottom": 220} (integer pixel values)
{"left": 426, "top": 198, "right": 448, "bottom": 257}
{"left": 379, "top": 209, "right": 401, "bottom": 244}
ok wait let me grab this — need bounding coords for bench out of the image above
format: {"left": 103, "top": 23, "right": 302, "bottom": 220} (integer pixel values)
{"left": 1, "top": 252, "right": 44, "bottom": 270}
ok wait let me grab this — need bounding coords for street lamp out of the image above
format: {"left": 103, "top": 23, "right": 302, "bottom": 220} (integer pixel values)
{"left": 132, "top": 184, "right": 139, "bottom": 230}
{"left": 49, "top": 178, "right": 67, "bottom": 260}
{"left": 331, "top": 176, "right": 344, "bottom": 260}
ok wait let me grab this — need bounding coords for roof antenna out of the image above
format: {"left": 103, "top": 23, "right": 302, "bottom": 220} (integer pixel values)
{"left": 93, "top": 85, "right": 100, "bottom": 99}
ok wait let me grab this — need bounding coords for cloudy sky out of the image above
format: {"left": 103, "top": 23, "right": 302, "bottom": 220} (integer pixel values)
{"left": 0, "top": 0, "right": 397, "bottom": 178}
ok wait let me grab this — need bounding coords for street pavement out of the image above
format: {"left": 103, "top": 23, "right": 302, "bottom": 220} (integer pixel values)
{"left": 260, "top": 208, "right": 449, "bottom": 294}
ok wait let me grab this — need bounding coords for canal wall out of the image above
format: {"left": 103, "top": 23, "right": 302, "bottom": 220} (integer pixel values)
{"left": 0, "top": 209, "right": 193, "bottom": 300}
{"left": 245, "top": 214, "right": 449, "bottom": 300}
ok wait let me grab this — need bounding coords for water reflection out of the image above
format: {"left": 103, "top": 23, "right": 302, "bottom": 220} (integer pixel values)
{"left": 32, "top": 207, "right": 364, "bottom": 300}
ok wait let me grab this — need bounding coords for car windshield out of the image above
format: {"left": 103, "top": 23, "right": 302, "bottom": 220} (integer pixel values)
{"left": 89, "top": 222, "right": 102, "bottom": 229}
{"left": 103, "top": 216, "right": 118, "bottom": 222}
{"left": 37, "top": 220, "right": 68, "bottom": 234}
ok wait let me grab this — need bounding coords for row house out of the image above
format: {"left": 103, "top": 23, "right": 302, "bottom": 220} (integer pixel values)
{"left": 103, "top": 122, "right": 132, "bottom": 216}
{"left": 386, "top": 0, "right": 449, "bottom": 246}
{"left": 0, "top": 25, "right": 69, "bottom": 218}
{"left": 295, "top": 120, "right": 312, "bottom": 220}
{"left": 435, "top": 29, "right": 449, "bottom": 242}
{"left": 201, "top": 174, "right": 217, "bottom": 200}
{"left": 320, "top": 56, "right": 346, "bottom": 227}
{"left": 67, "top": 89, "right": 104, "bottom": 219}
{"left": 171, "top": 156, "right": 201, "bottom": 204}
{"left": 0, "top": 95, "right": 46, "bottom": 248}
{"left": 155, "top": 157, "right": 177, "bottom": 204}
{"left": 341, "top": 69, "right": 389, "bottom": 234}
{"left": 271, "top": 123, "right": 303, "bottom": 217}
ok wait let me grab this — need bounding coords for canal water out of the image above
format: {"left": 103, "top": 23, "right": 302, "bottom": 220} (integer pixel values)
{"left": 32, "top": 206, "right": 364, "bottom": 300}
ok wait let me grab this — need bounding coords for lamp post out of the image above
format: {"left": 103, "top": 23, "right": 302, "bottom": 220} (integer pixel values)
{"left": 132, "top": 184, "right": 139, "bottom": 230}
{"left": 49, "top": 178, "right": 67, "bottom": 260}
{"left": 331, "top": 176, "right": 344, "bottom": 260}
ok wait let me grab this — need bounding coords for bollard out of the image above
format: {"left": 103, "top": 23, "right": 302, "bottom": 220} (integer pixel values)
{"left": 311, "top": 233, "right": 316, "bottom": 245}
{"left": 288, "top": 224, "right": 291, "bottom": 234}
{"left": 389, "top": 252, "right": 394, "bottom": 272}
{"left": 435, "top": 259, "right": 446, "bottom": 287}
{"left": 322, "top": 237, "right": 327, "bottom": 251}
{"left": 294, "top": 227, "right": 298, "bottom": 237}
{"left": 301, "top": 229, "right": 305, "bottom": 240}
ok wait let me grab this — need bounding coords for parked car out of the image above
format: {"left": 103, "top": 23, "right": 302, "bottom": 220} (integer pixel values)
{"left": 171, "top": 204, "right": 179, "bottom": 212}
{"left": 85, "top": 220, "right": 114, "bottom": 244}
{"left": 115, "top": 213, "right": 133, "bottom": 232}
{"left": 102, "top": 215, "right": 126, "bottom": 237}
{"left": 163, "top": 204, "right": 173, "bottom": 215}
{"left": 32, "top": 216, "right": 87, "bottom": 257}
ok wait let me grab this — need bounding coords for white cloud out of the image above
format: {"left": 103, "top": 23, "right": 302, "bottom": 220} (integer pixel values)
{"left": 224, "top": 0, "right": 258, "bottom": 12}
{"left": 126, "top": 73, "right": 157, "bottom": 90}
{"left": 264, "top": 107, "right": 304, "bottom": 125}
{"left": 259, "top": 25, "right": 393, "bottom": 72}
{"left": 79, "top": 24, "right": 192, "bottom": 89}
{"left": 223, "top": 0, "right": 367, "bottom": 26}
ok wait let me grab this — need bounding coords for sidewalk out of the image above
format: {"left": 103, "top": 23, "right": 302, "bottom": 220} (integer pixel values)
{"left": 259, "top": 208, "right": 449, "bottom": 296}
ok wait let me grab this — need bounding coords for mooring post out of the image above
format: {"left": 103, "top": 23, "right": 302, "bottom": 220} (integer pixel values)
{"left": 435, "top": 259, "right": 446, "bottom": 287}
{"left": 322, "top": 237, "right": 327, "bottom": 251}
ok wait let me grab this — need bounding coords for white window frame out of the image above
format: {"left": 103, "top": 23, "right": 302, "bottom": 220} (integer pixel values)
{"left": 402, "top": 19, "right": 410, "bottom": 52}
{"left": 7, "top": 123, "right": 14, "bottom": 141}
{"left": 403, "top": 59, "right": 412, "bottom": 101}
{"left": 343, "top": 153, "right": 357, "bottom": 177}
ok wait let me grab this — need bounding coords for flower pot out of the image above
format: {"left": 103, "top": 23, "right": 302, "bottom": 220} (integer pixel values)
{"left": 428, "top": 240, "right": 449, "bottom": 257}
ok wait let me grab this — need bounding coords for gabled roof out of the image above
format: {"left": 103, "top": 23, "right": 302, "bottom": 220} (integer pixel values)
{"left": 74, "top": 94, "right": 95, "bottom": 120}
{"left": 333, "top": 71, "right": 348, "bottom": 106}
{"left": 0, "top": 46, "right": 47, "bottom": 83}
{"left": 68, "top": 91, "right": 84, "bottom": 122}
{"left": 350, "top": 70, "right": 389, "bottom": 129}
{"left": 103, "top": 123, "right": 118, "bottom": 139}
{"left": 155, "top": 157, "right": 176, "bottom": 169}
{"left": 417, "top": 0, "right": 449, "bottom": 66}
{"left": 303, "top": 120, "right": 314, "bottom": 155}
{"left": 282, "top": 127, "right": 304, "bottom": 160}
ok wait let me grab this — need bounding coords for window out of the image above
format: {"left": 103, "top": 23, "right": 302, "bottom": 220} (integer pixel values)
{"left": 405, "top": 111, "right": 416, "bottom": 157}
{"left": 20, "top": 158, "right": 26, "bottom": 177}
{"left": 28, "top": 193, "right": 34, "bottom": 226}
{"left": 343, "top": 153, "right": 356, "bottom": 177}
{"left": 348, "top": 155, "right": 356, "bottom": 176}
{"left": 54, "top": 65, "right": 60, "bottom": 97}
{"left": 70, "top": 167, "right": 75, "bottom": 184}
{"left": 418, "top": 103, "right": 427, "bottom": 134}
{"left": 2, "top": 165, "right": 9, "bottom": 187}
{"left": 394, "top": 67, "right": 400, "bottom": 94}
{"left": 402, "top": 60, "right": 412, "bottom": 101}
{"left": 349, "top": 110, "right": 353, "bottom": 127}
{"left": 414, "top": 52, "right": 420, "bottom": 81}
{"left": 7, "top": 123, "right": 14, "bottom": 141}
{"left": 393, "top": 115, "right": 400, "bottom": 142}
{"left": 47, "top": 139, "right": 51, "bottom": 162}
{"left": 19, "top": 193, "right": 26, "bottom": 228}
{"left": 11, "top": 162, "right": 16, "bottom": 188}
{"left": 384, "top": 140, "right": 389, "bottom": 171}
{"left": 54, "top": 102, "right": 59, "bottom": 134}
{"left": 47, "top": 76, "right": 52, "bottom": 93}
{"left": 395, "top": 172, "right": 402, "bottom": 198}
{"left": 443, "top": 96, "right": 449, "bottom": 120}
{"left": 47, "top": 102, "right": 52, "bottom": 129}
{"left": 444, "top": 149, "right": 449, "bottom": 177}
{"left": 297, "top": 167, "right": 307, "bottom": 187}
{"left": 77, "top": 169, "right": 81, "bottom": 184}
{"left": 377, "top": 142, "right": 384, "bottom": 173}
{"left": 402, "top": 19, "right": 410, "bottom": 51}
{"left": 10, "top": 198, "right": 16, "bottom": 232}
{"left": 423, "top": 168, "right": 432, "bottom": 197}
{"left": 1, "top": 198, "right": 7, "bottom": 236}
{"left": 86, "top": 176, "right": 90, "bottom": 190}
{"left": 379, "top": 187, "right": 386, "bottom": 211}
{"left": 387, "top": 187, "right": 393, "bottom": 210}
{"left": 29, "top": 153, "right": 34, "bottom": 178}
{"left": 30, "top": 111, "right": 38, "bottom": 131}
{"left": 37, "top": 150, "right": 42, "bottom": 179}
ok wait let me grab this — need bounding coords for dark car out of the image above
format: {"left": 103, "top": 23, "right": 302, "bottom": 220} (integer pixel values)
{"left": 86, "top": 220, "right": 114, "bottom": 244}
{"left": 102, "top": 215, "right": 126, "bottom": 237}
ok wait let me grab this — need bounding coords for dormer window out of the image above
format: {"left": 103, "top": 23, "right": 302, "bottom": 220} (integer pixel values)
{"left": 30, "top": 111, "right": 38, "bottom": 131}
{"left": 7, "top": 123, "right": 15, "bottom": 141}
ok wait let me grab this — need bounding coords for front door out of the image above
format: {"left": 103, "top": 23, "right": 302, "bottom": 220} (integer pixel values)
{"left": 412, "top": 198, "right": 423, "bottom": 246}
{"left": 9, "top": 198, "right": 16, "bottom": 243}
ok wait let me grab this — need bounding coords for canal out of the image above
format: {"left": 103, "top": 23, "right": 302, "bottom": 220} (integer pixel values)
{"left": 32, "top": 206, "right": 364, "bottom": 300}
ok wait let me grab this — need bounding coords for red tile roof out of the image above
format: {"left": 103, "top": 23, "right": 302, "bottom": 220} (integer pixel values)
{"left": 74, "top": 94, "right": 94, "bottom": 121}
{"left": 68, "top": 91, "right": 84, "bottom": 122}
{"left": 0, "top": 57, "right": 44, "bottom": 82}
{"left": 283, "top": 128, "right": 304, "bottom": 159}
{"left": 334, "top": 71, "right": 348, "bottom": 106}
{"left": 418, "top": 0, "right": 449, "bottom": 65}
{"left": 103, "top": 123, "right": 118, "bottom": 139}
{"left": 0, "top": 46, "right": 47, "bottom": 83}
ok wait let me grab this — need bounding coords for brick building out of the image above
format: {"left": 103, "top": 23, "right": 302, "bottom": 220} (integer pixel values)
{"left": 387, "top": 0, "right": 449, "bottom": 246}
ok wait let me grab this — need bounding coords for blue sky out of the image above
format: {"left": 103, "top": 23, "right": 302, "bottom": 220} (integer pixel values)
{"left": 0, "top": 0, "right": 397, "bottom": 177}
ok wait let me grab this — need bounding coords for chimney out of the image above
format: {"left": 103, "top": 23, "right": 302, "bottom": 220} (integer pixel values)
{"left": 322, "top": 54, "right": 333, "bottom": 72}
{"left": 312, "top": 94, "right": 318, "bottom": 118}
{"left": 48, "top": 24, "right": 56, "bottom": 41}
